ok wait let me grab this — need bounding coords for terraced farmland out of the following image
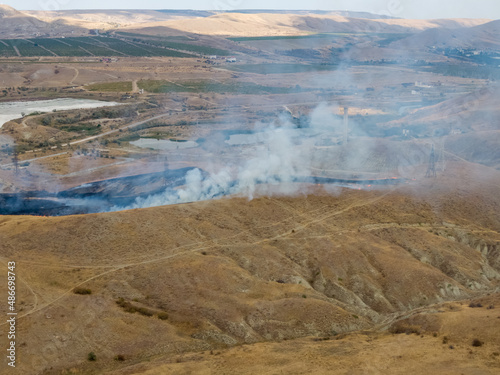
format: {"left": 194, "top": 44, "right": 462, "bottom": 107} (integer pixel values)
{"left": 1, "top": 39, "right": 52, "bottom": 57}
{"left": 0, "top": 39, "right": 17, "bottom": 57}
{"left": 0, "top": 36, "right": 194, "bottom": 57}
{"left": 115, "top": 32, "right": 231, "bottom": 56}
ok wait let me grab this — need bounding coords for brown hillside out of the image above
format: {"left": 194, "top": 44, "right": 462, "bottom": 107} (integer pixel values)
{"left": 0, "top": 161, "right": 499, "bottom": 374}
{"left": 391, "top": 19, "right": 500, "bottom": 50}
{"left": 108, "top": 293, "right": 500, "bottom": 374}
{"left": 0, "top": 4, "right": 87, "bottom": 38}
{"left": 119, "top": 13, "right": 490, "bottom": 37}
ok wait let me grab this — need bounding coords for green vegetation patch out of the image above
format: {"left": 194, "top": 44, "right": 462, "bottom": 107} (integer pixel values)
{"left": 87, "top": 81, "right": 133, "bottom": 92}
{"left": 115, "top": 32, "right": 230, "bottom": 56}
{"left": 73, "top": 287, "right": 92, "bottom": 295}
{"left": 0, "top": 41, "right": 18, "bottom": 57}
{"left": 225, "top": 63, "right": 339, "bottom": 74}
{"left": 138, "top": 79, "right": 303, "bottom": 94}
{"left": 0, "top": 36, "right": 195, "bottom": 57}
{"left": 2, "top": 39, "right": 52, "bottom": 57}
{"left": 116, "top": 32, "right": 193, "bottom": 42}
{"left": 229, "top": 32, "right": 412, "bottom": 42}
{"left": 58, "top": 123, "right": 102, "bottom": 136}
{"left": 419, "top": 63, "right": 500, "bottom": 80}
{"left": 228, "top": 33, "right": 353, "bottom": 42}
{"left": 116, "top": 133, "right": 141, "bottom": 143}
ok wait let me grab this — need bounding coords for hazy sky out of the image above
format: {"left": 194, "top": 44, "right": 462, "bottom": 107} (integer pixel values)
{"left": 3, "top": 0, "right": 500, "bottom": 19}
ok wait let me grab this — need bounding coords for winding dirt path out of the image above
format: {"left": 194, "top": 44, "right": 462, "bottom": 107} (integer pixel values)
{"left": 69, "top": 67, "right": 79, "bottom": 85}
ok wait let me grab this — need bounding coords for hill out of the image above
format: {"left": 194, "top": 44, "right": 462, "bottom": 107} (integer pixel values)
{"left": 390, "top": 19, "right": 500, "bottom": 50}
{"left": 106, "top": 293, "right": 500, "bottom": 374}
{"left": 128, "top": 13, "right": 491, "bottom": 37}
{"left": 0, "top": 4, "right": 50, "bottom": 37}
{"left": 1, "top": 6, "right": 491, "bottom": 38}
{"left": 0, "top": 4, "right": 86, "bottom": 38}
{"left": 1, "top": 161, "right": 499, "bottom": 374}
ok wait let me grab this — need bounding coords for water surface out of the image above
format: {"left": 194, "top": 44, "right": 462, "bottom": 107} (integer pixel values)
{"left": 0, "top": 98, "right": 120, "bottom": 128}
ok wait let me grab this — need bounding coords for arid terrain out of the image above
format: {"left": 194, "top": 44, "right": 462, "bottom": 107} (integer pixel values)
{"left": 1, "top": 162, "right": 500, "bottom": 374}
{"left": 0, "top": 4, "right": 499, "bottom": 374}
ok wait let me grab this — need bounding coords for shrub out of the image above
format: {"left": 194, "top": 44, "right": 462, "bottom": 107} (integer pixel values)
{"left": 114, "top": 354, "right": 125, "bottom": 361}
{"left": 469, "top": 302, "right": 483, "bottom": 308}
{"left": 115, "top": 297, "right": 154, "bottom": 316}
{"left": 472, "top": 339, "right": 483, "bottom": 347}
{"left": 88, "top": 352, "right": 96, "bottom": 361}
{"left": 73, "top": 287, "right": 92, "bottom": 295}
{"left": 158, "top": 312, "right": 169, "bottom": 320}
{"left": 136, "top": 307, "right": 154, "bottom": 317}
{"left": 389, "top": 322, "right": 421, "bottom": 335}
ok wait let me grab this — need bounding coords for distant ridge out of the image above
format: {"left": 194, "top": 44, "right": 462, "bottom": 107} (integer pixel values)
{"left": 222, "top": 9, "right": 398, "bottom": 19}
{"left": 1, "top": 4, "right": 494, "bottom": 38}
{"left": 390, "top": 19, "right": 500, "bottom": 49}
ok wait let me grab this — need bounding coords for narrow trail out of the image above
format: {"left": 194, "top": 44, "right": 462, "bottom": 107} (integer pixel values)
{"left": 254, "top": 187, "right": 399, "bottom": 245}
{"left": 69, "top": 67, "right": 79, "bottom": 85}
{"left": 0, "top": 258, "right": 39, "bottom": 316}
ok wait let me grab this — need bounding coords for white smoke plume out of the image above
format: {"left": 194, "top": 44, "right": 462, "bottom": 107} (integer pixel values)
{"left": 110, "top": 119, "right": 313, "bottom": 211}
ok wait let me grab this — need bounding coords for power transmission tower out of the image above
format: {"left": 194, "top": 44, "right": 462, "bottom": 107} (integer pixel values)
{"left": 425, "top": 144, "right": 437, "bottom": 178}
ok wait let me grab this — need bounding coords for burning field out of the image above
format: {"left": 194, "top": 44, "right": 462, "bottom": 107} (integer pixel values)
{"left": 0, "top": 121, "right": 418, "bottom": 216}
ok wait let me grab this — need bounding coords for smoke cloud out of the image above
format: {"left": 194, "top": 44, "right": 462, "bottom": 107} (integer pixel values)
{"left": 110, "top": 118, "right": 314, "bottom": 211}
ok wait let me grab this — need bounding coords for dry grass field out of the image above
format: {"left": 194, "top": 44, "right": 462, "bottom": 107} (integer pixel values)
{"left": 0, "top": 162, "right": 499, "bottom": 373}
